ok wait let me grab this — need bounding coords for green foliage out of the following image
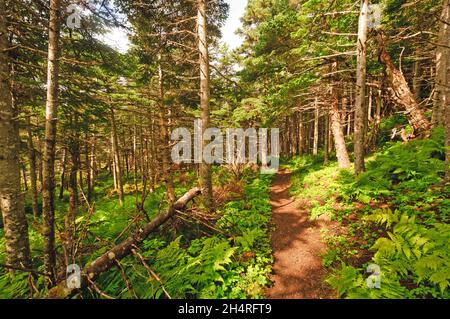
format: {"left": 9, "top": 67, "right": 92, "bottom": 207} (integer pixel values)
{"left": 324, "top": 128, "right": 449, "bottom": 299}
{"left": 342, "top": 129, "right": 445, "bottom": 203}
{"left": 84, "top": 172, "right": 274, "bottom": 299}
{"left": 286, "top": 155, "right": 351, "bottom": 220}
{"left": 328, "top": 208, "right": 450, "bottom": 299}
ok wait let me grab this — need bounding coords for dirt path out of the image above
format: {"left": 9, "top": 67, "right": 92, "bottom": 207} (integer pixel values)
{"left": 266, "top": 169, "right": 335, "bottom": 299}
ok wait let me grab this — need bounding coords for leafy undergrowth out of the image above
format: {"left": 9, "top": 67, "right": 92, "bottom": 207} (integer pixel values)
{"left": 94, "top": 172, "right": 273, "bottom": 299}
{"left": 286, "top": 128, "right": 449, "bottom": 299}
{"left": 0, "top": 168, "right": 273, "bottom": 299}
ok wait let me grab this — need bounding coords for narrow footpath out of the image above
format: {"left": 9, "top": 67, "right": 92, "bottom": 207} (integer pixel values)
{"left": 266, "top": 169, "right": 335, "bottom": 299}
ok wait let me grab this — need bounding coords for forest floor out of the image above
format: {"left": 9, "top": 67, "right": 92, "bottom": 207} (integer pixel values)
{"left": 266, "top": 169, "right": 336, "bottom": 299}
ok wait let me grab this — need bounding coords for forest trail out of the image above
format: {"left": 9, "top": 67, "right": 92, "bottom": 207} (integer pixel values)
{"left": 266, "top": 169, "right": 335, "bottom": 299}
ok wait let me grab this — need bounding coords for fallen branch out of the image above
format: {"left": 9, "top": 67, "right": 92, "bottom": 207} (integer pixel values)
{"left": 47, "top": 187, "right": 201, "bottom": 299}
{"left": 0, "top": 263, "right": 47, "bottom": 277}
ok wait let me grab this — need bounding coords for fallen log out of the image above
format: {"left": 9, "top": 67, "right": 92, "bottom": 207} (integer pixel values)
{"left": 48, "top": 187, "right": 201, "bottom": 298}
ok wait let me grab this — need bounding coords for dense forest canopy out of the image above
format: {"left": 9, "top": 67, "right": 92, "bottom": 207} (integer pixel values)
{"left": 0, "top": 0, "right": 449, "bottom": 299}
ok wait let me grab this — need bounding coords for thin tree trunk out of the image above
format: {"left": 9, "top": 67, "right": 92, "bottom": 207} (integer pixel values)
{"left": 197, "top": 0, "right": 213, "bottom": 210}
{"left": 22, "top": 165, "right": 28, "bottom": 191}
{"left": 111, "top": 135, "right": 117, "bottom": 190}
{"left": 85, "top": 135, "right": 92, "bottom": 203}
{"left": 66, "top": 134, "right": 79, "bottom": 265}
{"left": 412, "top": 59, "right": 422, "bottom": 102}
{"left": 372, "top": 87, "right": 382, "bottom": 149}
{"left": 330, "top": 63, "right": 351, "bottom": 169}
{"left": 437, "top": 0, "right": 450, "bottom": 178}
{"left": 313, "top": 98, "right": 319, "bottom": 156}
{"left": 0, "top": 0, "right": 32, "bottom": 268}
{"left": 132, "top": 118, "right": 138, "bottom": 204}
{"left": 90, "top": 135, "right": 97, "bottom": 187}
{"left": 26, "top": 116, "right": 39, "bottom": 218}
{"left": 111, "top": 108, "right": 124, "bottom": 206}
{"left": 37, "top": 135, "right": 44, "bottom": 192}
{"left": 324, "top": 113, "right": 329, "bottom": 164}
{"left": 354, "top": 0, "right": 369, "bottom": 175}
{"left": 42, "top": 0, "right": 61, "bottom": 287}
{"left": 59, "top": 148, "right": 67, "bottom": 200}
{"left": 298, "top": 111, "right": 304, "bottom": 155}
{"left": 432, "top": 0, "right": 450, "bottom": 127}
{"left": 157, "top": 56, "right": 175, "bottom": 204}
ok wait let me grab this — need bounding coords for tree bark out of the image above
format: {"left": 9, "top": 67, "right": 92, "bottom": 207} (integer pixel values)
{"left": 85, "top": 135, "right": 92, "bottom": 203}
{"left": 42, "top": 0, "right": 61, "bottom": 287}
{"left": 110, "top": 108, "right": 124, "bottom": 206}
{"left": 313, "top": 98, "right": 319, "bottom": 156}
{"left": 437, "top": 0, "right": 450, "bottom": 178}
{"left": 432, "top": 0, "right": 450, "bottom": 127}
{"left": 65, "top": 132, "right": 79, "bottom": 265}
{"left": 330, "top": 64, "right": 351, "bottom": 169}
{"left": 59, "top": 147, "right": 67, "bottom": 200}
{"left": 197, "top": 0, "right": 213, "bottom": 210}
{"left": 372, "top": 87, "right": 382, "bottom": 149}
{"left": 298, "top": 111, "right": 304, "bottom": 155}
{"left": 157, "top": 56, "right": 175, "bottom": 204}
{"left": 412, "top": 59, "right": 421, "bottom": 102}
{"left": 0, "top": 0, "right": 32, "bottom": 269}
{"left": 354, "top": 0, "right": 369, "bottom": 175}
{"left": 26, "top": 116, "right": 39, "bottom": 218}
{"left": 324, "top": 113, "right": 329, "bottom": 164}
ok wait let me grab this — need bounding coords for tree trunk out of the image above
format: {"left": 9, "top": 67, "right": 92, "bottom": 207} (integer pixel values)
{"left": 66, "top": 134, "right": 79, "bottom": 265}
{"left": 197, "top": 0, "right": 213, "bottom": 210}
{"left": 377, "top": 35, "right": 431, "bottom": 136}
{"left": 354, "top": 0, "right": 369, "bottom": 175}
{"left": 372, "top": 87, "right": 382, "bottom": 149}
{"left": 437, "top": 0, "right": 450, "bottom": 178}
{"left": 37, "top": 135, "right": 44, "bottom": 192}
{"left": 313, "top": 98, "right": 319, "bottom": 156}
{"left": 90, "top": 135, "right": 97, "bottom": 187}
{"left": 111, "top": 136, "right": 118, "bottom": 190}
{"left": 324, "top": 113, "right": 329, "bottom": 164}
{"left": 157, "top": 56, "right": 175, "bottom": 204}
{"left": 432, "top": 0, "right": 450, "bottom": 127}
{"left": 330, "top": 66, "right": 351, "bottom": 169}
{"left": 0, "top": 0, "right": 32, "bottom": 269}
{"left": 412, "top": 59, "right": 421, "bottom": 102}
{"left": 26, "top": 116, "right": 39, "bottom": 218}
{"left": 59, "top": 148, "right": 67, "bottom": 200}
{"left": 85, "top": 135, "right": 92, "bottom": 203}
{"left": 298, "top": 111, "right": 304, "bottom": 155}
{"left": 110, "top": 108, "right": 124, "bottom": 206}
{"left": 42, "top": 0, "right": 61, "bottom": 287}
{"left": 21, "top": 165, "right": 28, "bottom": 191}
